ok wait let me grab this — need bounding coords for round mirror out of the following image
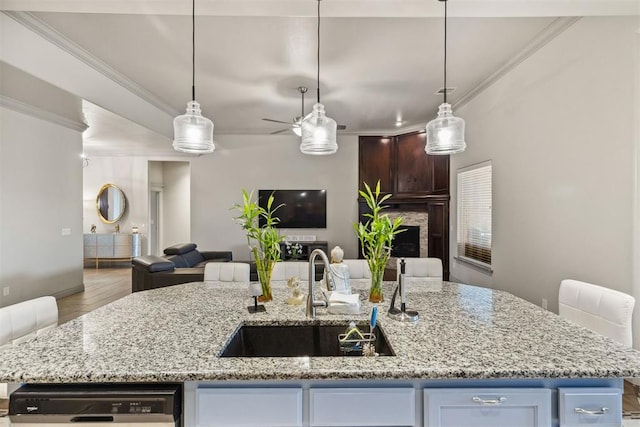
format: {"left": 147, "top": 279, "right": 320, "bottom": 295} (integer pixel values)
{"left": 96, "top": 184, "right": 126, "bottom": 224}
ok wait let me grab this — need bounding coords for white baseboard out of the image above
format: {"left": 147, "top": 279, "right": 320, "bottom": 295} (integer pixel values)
{"left": 52, "top": 284, "right": 85, "bottom": 300}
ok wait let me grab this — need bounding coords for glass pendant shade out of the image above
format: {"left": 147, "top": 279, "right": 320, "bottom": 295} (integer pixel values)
{"left": 292, "top": 117, "right": 302, "bottom": 136}
{"left": 425, "top": 103, "right": 466, "bottom": 155}
{"left": 300, "top": 103, "right": 338, "bottom": 155}
{"left": 173, "top": 100, "right": 215, "bottom": 154}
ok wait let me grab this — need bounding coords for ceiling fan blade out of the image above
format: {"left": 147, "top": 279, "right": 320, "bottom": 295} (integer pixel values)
{"left": 270, "top": 128, "right": 290, "bottom": 135}
{"left": 262, "top": 118, "right": 291, "bottom": 124}
{"left": 337, "top": 125, "right": 347, "bottom": 130}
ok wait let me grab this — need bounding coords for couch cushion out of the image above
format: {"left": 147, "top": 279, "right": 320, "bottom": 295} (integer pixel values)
{"left": 165, "top": 254, "right": 188, "bottom": 268}
{"left": 193, "top": 258, "right": 230, "bottom": 268}
{"left": 164, "top": 243, "right": 197, "bottom": 255}
{"left": 132, "top": 255, "right": 175, "bottom": 273}
{"left": 181, "top": 250, "right": 205, "bottom": 267}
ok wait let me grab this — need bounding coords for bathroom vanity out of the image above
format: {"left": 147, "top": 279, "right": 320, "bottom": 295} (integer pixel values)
{"left": 1, "top": 280, "right": 639, "bottom": 426}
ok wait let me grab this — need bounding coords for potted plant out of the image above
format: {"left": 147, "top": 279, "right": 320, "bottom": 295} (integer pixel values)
{"left": 353, "top": 181, "right": 404, "bottom": 303}
{"left": 232, "top": 189, "right": 284, "bottom": 302}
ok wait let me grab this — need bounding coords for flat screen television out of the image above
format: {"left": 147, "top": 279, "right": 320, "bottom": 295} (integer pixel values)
{"left": 258, "top": 189, "right": 326, "bottom": 229}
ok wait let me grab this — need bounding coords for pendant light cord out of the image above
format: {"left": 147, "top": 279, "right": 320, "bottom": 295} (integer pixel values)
{"left": 316, "top": 0, "right": 321, "bottom": 104}
{"left": 192, "top": 0, "right": 196, "bottom": 101}
{"left": 443, "top": 0, "right": 447, "bottom": 104}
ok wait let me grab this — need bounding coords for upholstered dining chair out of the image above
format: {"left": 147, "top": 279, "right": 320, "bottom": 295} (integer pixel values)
{"left": 203, "top": 262, "right": 250, "bottom": 283}
{"left": 0, "top": 296, "right": 58, "bottom": 350}
{"left": 271, "top": 261, "right": 309, "bottom": 282}
{"left": 558, "top": 279, "right": 635, "bottom": 347}
{"left": 0, "top": 296, "right": 58, "bottom": 401}
{"left": 398, "top": 257, "right": 443, "bottom": 281}
{"left": 342, "top": 259, "right": 371, "bottom": 279}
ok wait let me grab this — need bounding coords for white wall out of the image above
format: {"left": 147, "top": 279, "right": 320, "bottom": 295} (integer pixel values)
{"left": 82, "top": 156, "right": 149, "bottom": 236}
{"left": 449, "top": 17, "right": 638, "bottom": 317}
{"left": 162, "top": 161, "right": 190, "bottom": 246}
{"left": 0, "top": 107, "right": 84, "bottom": 306}
{"left": 88, "top": 134, "right": 359, "bottom": 260}
{"left": 190, "top": 134, "right": 360, "bottom": 260}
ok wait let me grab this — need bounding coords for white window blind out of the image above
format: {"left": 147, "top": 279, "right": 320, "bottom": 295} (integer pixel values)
{"left": 457, "top": 161, "right": 492, "bottom": 267}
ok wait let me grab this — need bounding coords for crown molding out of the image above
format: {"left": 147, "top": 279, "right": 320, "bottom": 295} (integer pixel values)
{"left": 0, "top": 95, "right": 88, "bottom": 132}
{"left": 1, "top": 1, "right": 638, "bottom": 18}
{"left": 453, "top": 16, "right": 581, "bottom": 110}
{"left": 3, "top": 11, "right": 179, "bottom": 117}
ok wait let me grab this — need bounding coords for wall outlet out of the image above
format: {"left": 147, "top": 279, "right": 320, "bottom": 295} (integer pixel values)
{"left": 541, "top": 298, "right": 548, "bottom": 310}
{"left": 61, "top": 228, "right": 71, "bottom": 236}
{"left": 2, "top": 287, "right": 9, "bottom": 296}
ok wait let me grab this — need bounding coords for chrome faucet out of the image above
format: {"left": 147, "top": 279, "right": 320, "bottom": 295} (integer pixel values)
{"left": 306, "top": 249, "right": 333, "bottom": 319}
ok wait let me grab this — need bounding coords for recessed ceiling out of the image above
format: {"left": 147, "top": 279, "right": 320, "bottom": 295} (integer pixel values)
{"left": 4, "top": 0, "right": 635, "bottom": 156}
{"left": 34, "top": 12, "right": 552, "bottom": 134}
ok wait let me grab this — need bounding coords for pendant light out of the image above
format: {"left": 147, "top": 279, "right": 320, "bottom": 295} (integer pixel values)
{"left": 425, "top": 0, "right": 466, "bottom": 155}
{"left": 300, "top": 0, "right": 338, "bottom": 155}
{"left": 173, "top": 0, "right": 215, "bottom": 154}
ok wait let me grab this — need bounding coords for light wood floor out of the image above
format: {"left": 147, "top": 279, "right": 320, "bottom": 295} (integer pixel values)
{"left": 57, "top": 268, "right": 640, "bottom": 414}
{"left": 57, "top": 267, "right": 132, "bottom": 324}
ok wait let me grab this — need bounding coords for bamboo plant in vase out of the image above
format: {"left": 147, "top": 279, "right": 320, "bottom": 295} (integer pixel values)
{"left": 354, "top": 181, "right": 404, "bottom": 303}
{"left": 232, "top": 189, "right": 284, "bottom": 302}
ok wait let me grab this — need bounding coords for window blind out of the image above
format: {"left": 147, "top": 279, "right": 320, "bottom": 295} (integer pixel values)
{"left": 457, "top": 161, "right": 492, "bottom": 266}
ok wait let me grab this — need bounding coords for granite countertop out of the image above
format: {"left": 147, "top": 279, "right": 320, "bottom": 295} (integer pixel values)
{"left": 1, "top": 280, "right": 640, "bottom": 383}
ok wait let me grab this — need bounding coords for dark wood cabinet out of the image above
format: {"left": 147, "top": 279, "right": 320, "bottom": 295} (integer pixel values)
{"left": 358, "top": 131, "right": 450, "bottom": 280}
{"left": 395, "top": 132, "right": 433, "bottom": 194}
{"left": 358, "top": 136, "right": 393, "bottom": 192}
{"left": 358, "top": 132, "right": 449, "bottom": 196}
{"left": 427, "top": 201, "right": 449, "bottom": 264}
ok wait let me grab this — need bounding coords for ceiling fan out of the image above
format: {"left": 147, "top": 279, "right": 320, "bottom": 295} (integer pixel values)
{"left": 262, "top": 86, "right": 346, "bottom": 135}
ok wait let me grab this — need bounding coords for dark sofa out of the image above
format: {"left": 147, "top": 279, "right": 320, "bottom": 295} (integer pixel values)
{"left": 131, "top": 243, "right": 232, "bottom": 292}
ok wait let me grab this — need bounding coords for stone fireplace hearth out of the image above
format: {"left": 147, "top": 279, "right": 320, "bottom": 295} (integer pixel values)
{"left": 387, "top": 210, "right": 428, "bottom": 268}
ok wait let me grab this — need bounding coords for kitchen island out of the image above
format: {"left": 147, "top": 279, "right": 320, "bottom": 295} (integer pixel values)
{"left": 1, "top": 280, "right": 640, "bottom": 426}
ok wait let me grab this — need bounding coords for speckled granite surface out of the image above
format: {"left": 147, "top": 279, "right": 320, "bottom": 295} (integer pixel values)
{"left": 1, "top": 280, "right": 640, "bottom": 383}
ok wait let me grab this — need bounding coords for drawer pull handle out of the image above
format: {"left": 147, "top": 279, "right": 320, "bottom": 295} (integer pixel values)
{"left": 472, "top": 396, "right": 506, "bottom": 405}
{"left": 575, "top": 407, "right": 609, "bottom": 416}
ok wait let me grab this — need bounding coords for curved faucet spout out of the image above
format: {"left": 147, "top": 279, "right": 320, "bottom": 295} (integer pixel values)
{"left": 306, "top": 249, "right": 332, "bottom": 319}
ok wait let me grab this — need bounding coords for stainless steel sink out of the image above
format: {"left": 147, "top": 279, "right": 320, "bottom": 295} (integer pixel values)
{"left": 219, "top": 323, "right": 395, "bottom": 357}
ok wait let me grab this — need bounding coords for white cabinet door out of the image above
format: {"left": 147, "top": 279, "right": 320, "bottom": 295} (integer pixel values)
{"left": 309, "top": 388, "right": 415, "bottom": 426}
{"left": 196, "top": 388, "right": 302, "bottom": 427}
{"left": 424, "top": 388, "right": 551, "bottom": 427}
{"left": 558, "top": 387, "right": 622, "bottom": 427}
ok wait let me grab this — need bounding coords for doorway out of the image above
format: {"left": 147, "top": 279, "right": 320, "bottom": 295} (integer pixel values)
{"left": 149, "top": 187, "right": 163, "bottom": 256}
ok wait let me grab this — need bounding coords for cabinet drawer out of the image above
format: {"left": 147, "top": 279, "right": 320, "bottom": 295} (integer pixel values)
{"left": 558, "top": 387, "right": 621, "bottom": 427}
{"left": 424, "top": 388, "right": 551, "bottom": 427}
{"left": 113, "top": 245, "right": 132, "bottom": 257}
{"left": 96, "top": 234, "right": 113, "bottom": 246}
{"left": 309, "top": 387, "right": 415, "bottom": 426}
{"left": 114, "top": 234, "right": 131, "bottom": 245}
{"left": 84, "top": 246, "right": 97, "bottom": 258}
{"left": 83, "top": 234, "right": 97, "bottom": 245}
{"left": 96, "top": 246, "right": 113, "bottom": 257}
{"left": 196, "top": 388, "right": 302, "bottom": 427}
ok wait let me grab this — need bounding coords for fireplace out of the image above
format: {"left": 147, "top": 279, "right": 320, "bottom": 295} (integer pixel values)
{"left": 391, "top": 225, "right": 420, "bottom": 258}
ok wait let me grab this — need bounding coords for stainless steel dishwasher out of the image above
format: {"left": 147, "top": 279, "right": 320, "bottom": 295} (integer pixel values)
{"left": 8, "top": 384, "right": 181, "bottom": 426}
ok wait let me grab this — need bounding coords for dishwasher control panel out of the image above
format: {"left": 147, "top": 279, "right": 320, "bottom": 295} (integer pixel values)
{"left": 9, "top": 383, "right": 181, "bottom": 425}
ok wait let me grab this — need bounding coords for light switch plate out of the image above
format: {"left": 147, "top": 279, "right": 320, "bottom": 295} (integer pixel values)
{"left": 61, "top": 228, "right": 71, "bottom": 236}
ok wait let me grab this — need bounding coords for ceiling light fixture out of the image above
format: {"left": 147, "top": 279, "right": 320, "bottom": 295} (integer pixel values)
{"left": 172, "top": 0, "right": 214, "bottom": 154}
{"left": 300, "top": 0, "right": 338, "bottom": 156}
{"left": 292, "top": 86, "right": 307, "bottom": 137}
{"left": 425, "top": 0, "right": 466, "bottom": 155}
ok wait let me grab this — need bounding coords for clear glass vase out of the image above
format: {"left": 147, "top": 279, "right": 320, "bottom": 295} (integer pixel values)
{"left": 256, "top": 260, "right": 274, "bottom": 302}
{"left": 369, "top": 265, "right": 385, "bottom": 303}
